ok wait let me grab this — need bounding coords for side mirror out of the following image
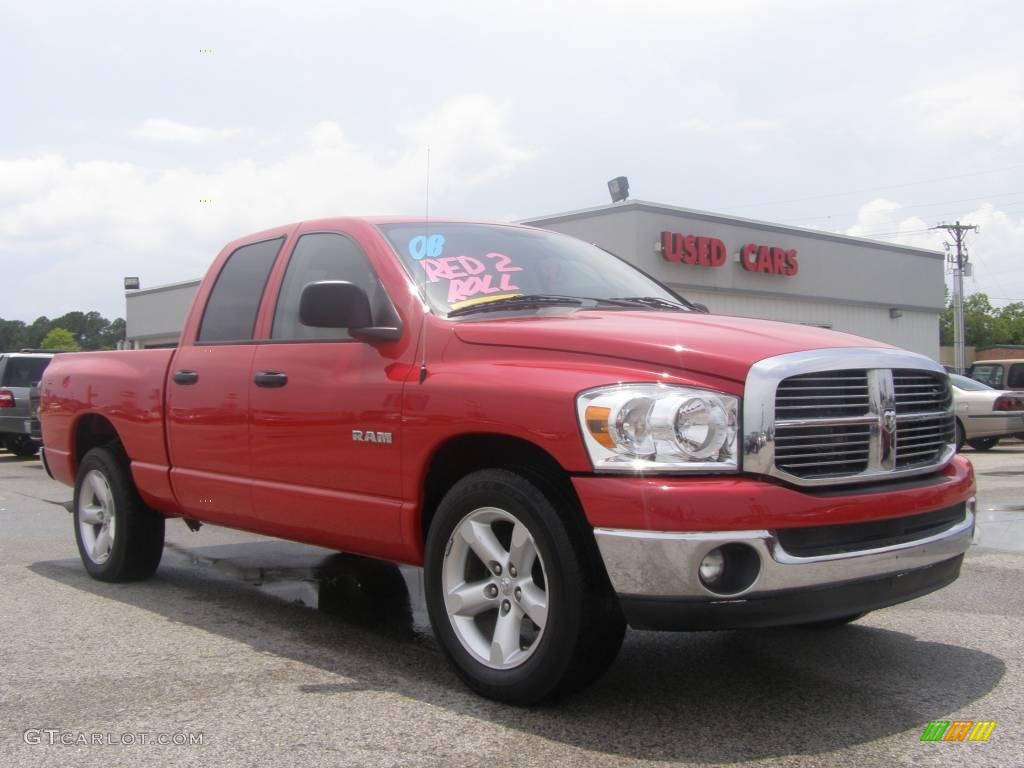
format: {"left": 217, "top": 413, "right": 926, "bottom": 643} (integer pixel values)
{"left": 298, "top": 281, "right": 402, "bottom": 342}
{"left": 691, "top": 302, "right": 710, "bottom": 314}
{"left": 299, "top": 281, "right": 372, "bottom": 329}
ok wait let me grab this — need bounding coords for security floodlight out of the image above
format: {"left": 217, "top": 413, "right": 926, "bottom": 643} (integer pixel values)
{"left": 124, "top": 277, "right": 140, "bottom": 290}
{"left": 608, "top": 176, "right": 630, "bottom": 203}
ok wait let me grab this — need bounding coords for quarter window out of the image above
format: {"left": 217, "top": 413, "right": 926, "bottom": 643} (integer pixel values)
{"left": 272, "top": 233, "right": 393, "bottom": 341}
{"left": 198, "top": 237, "right": 284, "bottom": 342}
{"left": 1008, "top": 364, "right": 1024, "bottom": 389}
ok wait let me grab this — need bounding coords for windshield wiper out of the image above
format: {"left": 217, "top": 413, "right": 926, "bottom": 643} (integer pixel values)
{"left": 605, "top": 296, "right": 691, "bottom": 311}
{"left": 446, "top": 294, "right": 584, "bottom": 318}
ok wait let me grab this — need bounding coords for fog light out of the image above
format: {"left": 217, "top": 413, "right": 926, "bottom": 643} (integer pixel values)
{"left": 699, "top": 548, "right": 725, "bottom": 585}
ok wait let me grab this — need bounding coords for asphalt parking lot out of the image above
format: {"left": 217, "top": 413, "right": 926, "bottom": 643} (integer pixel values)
{"left": 1, "top": 444, "right": 1022, "bottom": 767}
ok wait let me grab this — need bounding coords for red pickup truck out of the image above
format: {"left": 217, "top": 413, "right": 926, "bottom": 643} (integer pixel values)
{"left": 40, "top": 217, "right": 976, "bottom": 704}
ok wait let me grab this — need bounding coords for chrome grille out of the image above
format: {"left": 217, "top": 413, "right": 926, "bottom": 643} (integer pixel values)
{"left": 743, "top": 349, "right": 957, "bottom": 487}
{"left": 774, "top": 422, "right": 870, "bottom": 476}
{"left": 895, "top": 413, "right": 955, "bottom": 468}
{"left": 775, "top": 370, "right": 869, "bottom": 419}
{"left": 893, "top": 369, "right": 951, "bottom": 413}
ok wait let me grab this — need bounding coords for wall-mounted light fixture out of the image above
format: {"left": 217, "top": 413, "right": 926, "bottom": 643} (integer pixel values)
{"left": 889, "top": 307, "right": 903, "bottom": 319}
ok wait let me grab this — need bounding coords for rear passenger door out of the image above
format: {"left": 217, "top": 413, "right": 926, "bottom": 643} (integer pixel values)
{"left": 248, "top": 229, "right": 407, "bottom": 557}
{"left": 166, "top": 235, "right": 285, "bottom": 526}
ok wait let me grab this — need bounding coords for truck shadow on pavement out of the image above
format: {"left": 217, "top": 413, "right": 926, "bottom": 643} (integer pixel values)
{"left": 30, "top": 546, "right": 1004, "bottom": 763}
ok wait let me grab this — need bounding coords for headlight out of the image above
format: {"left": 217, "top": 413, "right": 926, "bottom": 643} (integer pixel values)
{"left": 576, "top": 384, "right": 739, "bottom": 472}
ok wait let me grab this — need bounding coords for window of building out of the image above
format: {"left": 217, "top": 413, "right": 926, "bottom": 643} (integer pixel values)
{"left": 271, "top": 232, "right": 395, "bottom": 341}
{"left": 197, "top": 237, "right": 284, "bottom": 342}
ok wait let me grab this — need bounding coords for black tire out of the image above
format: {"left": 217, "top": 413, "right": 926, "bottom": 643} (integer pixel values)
{"left": 967, "top": 436, "right": 999, "bottom": 452}
{"left": 797, "top": 612, "right": 867, "bottom": 629}
{"left": 424, "top": 468, "right": 625, "bottom": 705}
{"left": 6, "top": 435, "right": 39, "bottom": 457}
{"left": 954, "top": 419, "right": 966, "bottom": 452}
{"left": 73, "top": 445, "right": 165, "bottom": 582}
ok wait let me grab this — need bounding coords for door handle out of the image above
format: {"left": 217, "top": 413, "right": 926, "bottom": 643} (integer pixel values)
{"left": 254, "top": 371, "right": 288, "bottom": 388}
{"left": 172, "top": 370, "right": 199, "bottom": 385}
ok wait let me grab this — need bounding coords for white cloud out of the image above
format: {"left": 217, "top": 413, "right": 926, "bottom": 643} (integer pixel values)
{"left": 904, "top": 70, "right": 1024, "bottom": 147}
{"left": 131, "top": 118, "right": 240, "bottom": 144}
{"left": 844, "top": 198, "right": 1024, "bottom": 305}
{"left": 1, "top": 96, "right": 532, "bottom": 320}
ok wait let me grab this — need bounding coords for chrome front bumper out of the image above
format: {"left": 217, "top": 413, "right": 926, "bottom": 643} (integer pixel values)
{"left": 594, "top": 504, "right": 975, "bottom": 601}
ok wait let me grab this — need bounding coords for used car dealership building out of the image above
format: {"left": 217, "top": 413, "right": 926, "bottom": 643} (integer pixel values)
{"left": 125, "top": 200, "right": 945, "bottom": 359}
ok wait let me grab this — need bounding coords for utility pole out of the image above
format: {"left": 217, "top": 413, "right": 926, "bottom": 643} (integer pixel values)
{"left": 934, "top": 221, "right": 978, "bottom": 374}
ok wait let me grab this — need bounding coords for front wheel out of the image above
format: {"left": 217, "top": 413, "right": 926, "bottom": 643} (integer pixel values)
{"left": 424, "top": 469, "right": 625, "bottom": 704}
{"left": 73, "top": 445, "right": 165, "bottom": 582}
{"left": 967, "top": 436, "right": 999, "bottom": 452}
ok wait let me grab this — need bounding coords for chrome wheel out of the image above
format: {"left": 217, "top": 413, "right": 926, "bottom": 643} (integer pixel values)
{"left": 78, "top": 469, "right": 116, "bottom": 565}
{"left": 442, "top": 507, "right": 549, "bottom": 670}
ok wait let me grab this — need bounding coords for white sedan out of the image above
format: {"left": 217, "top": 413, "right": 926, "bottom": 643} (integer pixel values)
{"left": 950, "top": 373, "right": 1024, "bottom": 451}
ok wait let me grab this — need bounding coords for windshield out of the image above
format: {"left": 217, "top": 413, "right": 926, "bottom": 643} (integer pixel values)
{"left": 950, "top": 373, "right": 992, "bottom": 391}
{"left": 378, "top": 223, "right": 687, "bottom": 317}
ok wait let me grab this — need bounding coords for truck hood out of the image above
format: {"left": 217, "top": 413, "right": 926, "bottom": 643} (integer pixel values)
{"left": 453, "top": 311, "right": 892, "bottom": 383}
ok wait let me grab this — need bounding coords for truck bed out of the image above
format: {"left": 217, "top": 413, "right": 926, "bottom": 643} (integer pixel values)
{"left": 40, "top": 349, "right": 176, "bottom": 499}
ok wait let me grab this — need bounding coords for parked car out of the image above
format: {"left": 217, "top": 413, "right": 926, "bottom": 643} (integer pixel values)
{"left": 39, "top": 218, "right": 976, "bottom": 704}
{"left": 968, "top": 359, "right": 1024, "bottom": 440}
{"left": 0, "top": 352, "right": 54, "bottom": 456}
{"left": 969, "top": 358, "right": 1024, "bottom": 390}
{"left": 950, "top": 373, "right": 1024, "bottom": 450}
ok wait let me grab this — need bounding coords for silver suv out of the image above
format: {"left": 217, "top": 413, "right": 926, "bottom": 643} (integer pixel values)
{"left": 0, "top": 352, "right": 54, "bottom": 457}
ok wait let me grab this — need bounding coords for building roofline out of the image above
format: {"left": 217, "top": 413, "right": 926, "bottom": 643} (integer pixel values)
{"left": 518, "top": 199, "right": 945, "bottom": 259}
{"left": 125, "top": 279, "right": 202, "bottom": 298}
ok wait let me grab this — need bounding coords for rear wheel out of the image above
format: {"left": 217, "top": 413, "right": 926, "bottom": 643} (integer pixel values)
{"left": 424, "top": 469, "right": 625, "bottom": 704}
{"left": 73, "top": 445, "right": 165, "bottom": 582}
{"left": 6, "top": 435, "right": 39, "bottom": 457}
{"left": 967, "top": 436, "right": 999, "bottom": 452}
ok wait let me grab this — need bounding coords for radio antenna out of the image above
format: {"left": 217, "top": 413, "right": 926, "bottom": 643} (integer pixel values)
{"left": 418, "top": 146, "right": 430, "bottom": 384}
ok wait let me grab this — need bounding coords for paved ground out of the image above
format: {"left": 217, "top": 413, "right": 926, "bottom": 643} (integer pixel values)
{"left": 1, "top": 444, "right": 1022, "bottom": 767}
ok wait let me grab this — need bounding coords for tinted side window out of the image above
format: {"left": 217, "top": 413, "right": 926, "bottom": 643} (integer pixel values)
{"left": 198, "top": 237, "right": 284, "bottom": 342}
{"left": 1008, "top": 364, "right": 1024, "bottom": 389}
{"left": 970, "top": 365, "right": 1003, "bottom": 388}
{"left": 272, "top": 233, "right": 392, "bottom": 341}
{"left": 2, "top": 358, "right": 51, "bottom": 387}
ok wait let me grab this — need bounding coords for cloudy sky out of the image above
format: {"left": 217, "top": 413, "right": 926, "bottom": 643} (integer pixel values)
{"left": 3, "top": 0, "right": 1023, "bottom": 322}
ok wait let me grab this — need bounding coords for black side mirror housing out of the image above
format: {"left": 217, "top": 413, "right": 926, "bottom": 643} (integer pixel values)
{"left": 298, "top": 281, "right": 402, "bottom": 342}
{"left": 299, "top": 281, "right": 372, "bottom": 329}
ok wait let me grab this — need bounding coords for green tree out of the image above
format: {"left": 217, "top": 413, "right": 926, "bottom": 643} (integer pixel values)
{"left": 0, "top": 319, "right": 28, "bottom": 352}
{"left": 27, "top": 316, "right": 51, "bottom": 348}
{"left": 996, "top": 302, "right": 1024, "bottom": 345}
{"left": 40, "top": 327, "right": 81, "bottom": 351}
{"left": 97, "top": 318, "right": 126, "bottom": 349}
